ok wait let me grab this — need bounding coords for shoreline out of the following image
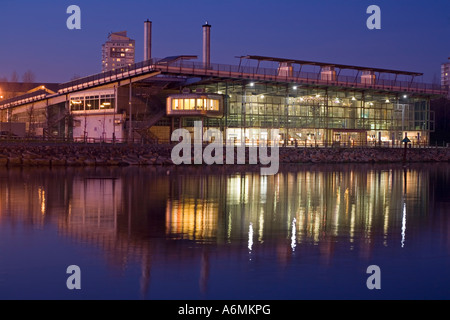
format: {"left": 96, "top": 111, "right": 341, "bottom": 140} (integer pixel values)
{"left": 1, "top": 142, "right": 450, "bottom": 167}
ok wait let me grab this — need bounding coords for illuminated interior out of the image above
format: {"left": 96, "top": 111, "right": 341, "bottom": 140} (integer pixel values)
{"left": 71, "top": 94, "right": 115, "bottom": 112}
{"left": 167, "top": 94, "right": 223, "bottom": 116}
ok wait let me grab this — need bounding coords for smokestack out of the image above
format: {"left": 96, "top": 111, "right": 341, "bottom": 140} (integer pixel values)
{"left": 144, "top": 19, "right": 152, "bottom": 61}
{"left": 202, "top": 22, "right": 211, "bottom": 68}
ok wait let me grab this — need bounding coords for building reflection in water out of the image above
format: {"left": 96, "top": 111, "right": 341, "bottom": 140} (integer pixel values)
{"left": 0, "top": 164, "right": 449, "bottom": 298}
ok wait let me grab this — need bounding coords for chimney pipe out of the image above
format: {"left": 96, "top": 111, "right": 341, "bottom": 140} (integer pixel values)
{"left": 144, "top": 19, "right": 152, "bottom": 61}
{"left": 202, "top": 22, "right": 211, "bottom": 68}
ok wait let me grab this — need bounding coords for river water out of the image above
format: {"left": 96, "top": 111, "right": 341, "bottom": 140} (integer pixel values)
{"left": 0, "top": 163, "right": 449, "bottom": 300}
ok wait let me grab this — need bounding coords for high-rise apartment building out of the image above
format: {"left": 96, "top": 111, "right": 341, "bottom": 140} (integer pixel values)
{"left": 441, "top": 57, "right": 450, "bottom": 98}
{"left": 102, "top": 31, "right": 135, "bottom": 72}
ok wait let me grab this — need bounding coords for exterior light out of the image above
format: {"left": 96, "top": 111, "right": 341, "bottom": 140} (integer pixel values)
{"left": 352, "top": 96, "right": 356, "bottom": 101}
{"left": 316, "top": 94, "right": 320, "bottom": 98}
{"left": 249, "top": 82, "right": 255, "bottom": 87}
{"left": 260, "top": 95, "right": 265, "bottom": 99}
{"left": 386, "top": 99, "right": 390, "bottom": 103}
{"left": 217, "top": 91, "right": 223, "bottom": 94}
{"left": 293, "top": 86, "right": 298, "bottom": 90}
{"left": 299, "top": 97, "right": 304, "bottom": 102}
{"left": 403, "top": 95, "right": 407, "bottom": 99}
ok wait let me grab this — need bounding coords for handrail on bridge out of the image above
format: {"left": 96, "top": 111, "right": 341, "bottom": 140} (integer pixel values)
{"left": 58, "top": 57, "right": 447, "bottom": 95}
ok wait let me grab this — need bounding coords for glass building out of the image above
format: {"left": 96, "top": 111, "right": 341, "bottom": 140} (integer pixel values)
{"left": 0, "top": 55, "right": 445, "bottom": 145}
{"left": 161, "top": 56, "right": 439, "bottom": 147}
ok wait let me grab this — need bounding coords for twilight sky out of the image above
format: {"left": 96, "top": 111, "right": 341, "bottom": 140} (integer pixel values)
{"left": 0, "top": 0, "right": 449, "bottom": 83}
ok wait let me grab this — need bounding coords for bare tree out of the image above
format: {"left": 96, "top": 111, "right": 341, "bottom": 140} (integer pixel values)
{"left": 10, "top": 71, "right": 19, "bottom": 82}
{"left": 0, "top": 76, "right": 8, "bottom": 82}
{"left": 26, "top": 104, "right": 36, "bottom": 137}
{"left": 22, "top": 70, "right": 36, "bottom": 83}
{"left": 83, "top": 112, "right": 88, "bottom": 143}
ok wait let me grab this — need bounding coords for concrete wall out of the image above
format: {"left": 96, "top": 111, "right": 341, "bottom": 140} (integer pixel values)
{"left": 72, "top": 113, "right": 125, "bottom": 142}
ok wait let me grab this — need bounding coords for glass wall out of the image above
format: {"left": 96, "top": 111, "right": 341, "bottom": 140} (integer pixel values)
{"left": 186, "top": 82, "right": 431, "bottom": 146}
{"left": 172, "top": 98, "right": 219, "bottom": 111}
{"left": 70, "top": 94, "right": 115, "bottom": 112}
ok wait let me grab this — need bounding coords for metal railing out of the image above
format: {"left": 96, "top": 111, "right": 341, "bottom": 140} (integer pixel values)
{"left": 3, "top": 57, "right": 446, "bottom": 109}
{"left": 1, "top": 135, "right": 449, "bottom": 150}
{"left": 156, "top": 59, "right": 446, "bottom": 94}
{"left": 58, "top": 58, "right": 447, "bottom": 96}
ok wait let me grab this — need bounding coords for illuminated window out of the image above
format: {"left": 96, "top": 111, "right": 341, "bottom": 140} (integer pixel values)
{"left": 100, "top": 94, "right": 114, "bottom": 109}
{"left": 188, "top": 99, "right": 196, "bottom": 110}
{"left": 70, "top": 97, "right": 84, "bottom": 111}
{"left": 169, "top": 96, "right": 221, "bottom": 113}
{"left": 209, "top": 99, "right": 219, "bottom": 111}
{"left": 197, "top": 99, "right": 204, "bottom": 109}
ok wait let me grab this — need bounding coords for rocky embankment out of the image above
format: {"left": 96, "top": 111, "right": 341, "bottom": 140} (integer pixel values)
{"left": 278, "top": 147, "right": 450, "bottom": 163}
{"left": 0, "top": 143, "right": 174, "bottom": 167}
{"left": 0, "top": 143, "right": 449, "bottom": 167}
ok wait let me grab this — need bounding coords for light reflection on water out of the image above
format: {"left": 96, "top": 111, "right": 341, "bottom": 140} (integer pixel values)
{"left": 0, "top": 164, "right": 449, "bottom": 300}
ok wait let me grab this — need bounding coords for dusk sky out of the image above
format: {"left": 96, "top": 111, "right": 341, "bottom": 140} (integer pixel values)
{"left": 0, "top": 0, "right": 449, "bottom": 83}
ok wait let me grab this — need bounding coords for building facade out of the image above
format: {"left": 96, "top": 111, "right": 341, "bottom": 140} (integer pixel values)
{"left": 102, "top": 31, "right": 135, "bottom": 72}
{"left": 0, "top": 57, "right": 446, "bottom": 145}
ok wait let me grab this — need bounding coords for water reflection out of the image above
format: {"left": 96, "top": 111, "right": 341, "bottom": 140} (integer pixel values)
{"left": 0, "top": 164, "right": 449, "bottom": 299}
